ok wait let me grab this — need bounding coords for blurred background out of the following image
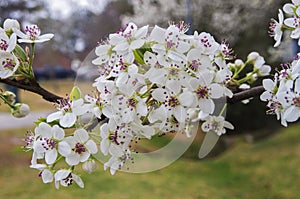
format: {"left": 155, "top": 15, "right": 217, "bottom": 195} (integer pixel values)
{"left": 1, "top": 0, "right": 300, "bottom": 198}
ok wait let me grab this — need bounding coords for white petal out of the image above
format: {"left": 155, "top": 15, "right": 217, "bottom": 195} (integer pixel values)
{"left": 123, "top": 51, "right": 135, "bottom": 63}
{"left": 109, "top": 144, "right": 124, "bottom": 157}
{"left": 177, "top": 41, "right": 190, "bottom": 53}
{"left": 113, "top": 42, "right": 129, "bottom": 51}
{"left": 35, "top": 122, "right": 52, "bottom": 138}
{"left": 42, "top": 169, "right": 53, "bottom": 183}
{"left": 152, "top": 88, "right": 168, "bottom": 102}
{"left": 86, "top": 140, "right": 98, "bottom": 154}
{"left": 179, "top": 91, "right": 194, "bottom": 107}
{"left": 79, "top": 152, "right": 90, "bottom": 162}
{"left": 58, "top": 141, "right": 72, "bottom": 157}
{"left": 66, "top": 152, "right": 80, "bottom": 166}
{"left": 198, "top": 98, "right": 215, "bottom": 114}
{"left": 144, "top": 51, "right": 157, "bottom": 67}
{"left": 74, "top": 128, "right": 89, "bottom": 143}
{"left": 173, "top": 106, "right": 187, "bottom": 123}
{"left": 100, "top": 139, "right": 110, "bottom": 156}
{"left": 284, "top": 18, "right": 296, "bottom": 28}
{"left": 128, "top": 64, "right": 138, "bottom": 74}
{"left": 45, "top": 149, "right": 57, "bottom": 165}
{"left": 100, "top": 123, "right": 109, "bottom": 139}
{"left": 95, "top": 44, "right": 110, "bottom": 56}
{"left": 134, "top": 25, "right": 148, "bottom": 39}
{"left": 54, "top": 169, "right": 70, "bottom": 181}
{"left": 224, "top": 121, "right": 234, "bottom": 130}
{"left": 260, "top": 91, "right": 272, "bottom": 101}
{"left": 167, "top": 50, "right": 186, "bottom": 62}
{"left": 284, "top": 106, "right": 300, "bottom": 122}
{"left": 13, "top": 28, "right": 28, "bottom": 39}
{"left": 130, "top": 39, "right": 145, "bottom": 49}
{"left": 46, "top": 111, "right": 63, "bottom": 123}
{"left": 209, "top": 84, "right": 224, "bottom": 98}
{"left": 7, "top": 33, "right": 17, "bottom": 52}
{"left": 30, "top": 163, "right": 47, "bottom": 170}
{"left": 39, "top": 33, "right": 54, "bottom": 40}
{"left": 145, "top": 68, "right": 167, "bottom": 85}
{"left": 262, "top": 79, "right": 275, "bottom": 90}
{"left": 136, "top": 101, "right": 147, "bottom": 116}
{"left": 166, "top": 79, "right": 181, "bottom": 94}
{"left": 52, "top": 125, "right": 65, "bottom": 140}
{"left": 59, "top": 113, "right": 76, "bottom": 128}
{"left": 283, "top": 4, "right": 294, "bottom": 13}
{"left": 72, "top": 173, "right": 84, "bottom": 188}
{"left": 150, "top": 25, "right": 165, "bottom": 43}
{"left": 109, "top": 33, "right": 124, "bottom": 45}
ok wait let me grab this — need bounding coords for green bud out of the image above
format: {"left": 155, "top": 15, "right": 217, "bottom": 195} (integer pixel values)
{"left": 11, "top": 103, "right": 30, "bottom": 118}
{"left": 2, "top": 91, "right": 16, "bottom": 104}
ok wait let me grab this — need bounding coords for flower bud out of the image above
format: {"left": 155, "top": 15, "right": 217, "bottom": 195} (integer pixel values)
{"left": 234, "top": 59, "right": 244, "bottom": 67}
{"left": 3, "top": 18, "right": 20, "bottom": 31}
{"left": 247, "top": 52, "right": 259, "bottom": 61}
{"left": 82, "top": 159, "right": 97, "bottom": 174}
{"left": 2, "top": 91, "right": 16, "bottom": 104}
{"left": 11, "top": 103, "right": 30, "bottom": 118}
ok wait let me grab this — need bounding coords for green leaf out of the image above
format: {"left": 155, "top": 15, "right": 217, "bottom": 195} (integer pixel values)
{"left": 69, "top": 86, "right": 82, "bottom": 101}
{"left": 133, "top": 49, "right": 145, "bottom": 65}
{"left": 13, "top": 44, "right": 27, "bottom": 62}
{"left": 34, "top": 117, "right": 47, "bottom": 126}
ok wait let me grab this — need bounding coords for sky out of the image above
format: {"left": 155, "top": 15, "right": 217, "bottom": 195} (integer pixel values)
{"left": 47, "top": 0, "right": 111, "bottom": 19}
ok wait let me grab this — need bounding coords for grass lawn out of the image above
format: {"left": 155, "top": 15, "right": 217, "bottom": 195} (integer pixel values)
{"left": 0, "top": 122, "right": 300, "bottom": 199}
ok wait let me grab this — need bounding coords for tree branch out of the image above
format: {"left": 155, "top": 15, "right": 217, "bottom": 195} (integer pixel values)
{"left": 0, "top": 78, "right": 62, "bottom": 103}
{"left": 227, "top": 85, "right": 265, "bottom": 104}
{"left": 0, "top": 77, "right": 265, "bottom": 106}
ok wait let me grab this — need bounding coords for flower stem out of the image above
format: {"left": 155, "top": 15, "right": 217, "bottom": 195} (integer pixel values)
{"left": 0, "top": 94, "right": 15, "bottom": 109}
{"left": 218, "top": 103, "right": 227, "bottom": 117}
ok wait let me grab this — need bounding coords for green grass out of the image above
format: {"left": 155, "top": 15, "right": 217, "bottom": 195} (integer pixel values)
{"left": 1, "top": 122, "right": 300, "bottom": 199}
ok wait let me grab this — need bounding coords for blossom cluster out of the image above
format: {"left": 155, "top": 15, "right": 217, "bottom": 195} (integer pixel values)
{"left": 0, "top": 19, "right": 54, "bottom": 118}
{"left": 90, "top": 22, "right": 256, "bottom": 175}
{"left": 269, "top": 0, "right": 300, "bottom": 47}
{"left": 24, "top": 21, "right": 250, "bottom": 188}
{"left": 0, "top": 19, "right": 54, "bottom": 79}
{"left": 261, "top": 0, "right": 300, "bottom": 126}
{"left": 0, "top": 17, "right": 288, "bottom": 189}
{"left": 260, "top": 57, "right": 300, "bottom": 126}
{"left": 20, "top": 18, "right": 283, "bottom": 188}
{"left": 26, "top": 122, "right": 98, "bottom": 189}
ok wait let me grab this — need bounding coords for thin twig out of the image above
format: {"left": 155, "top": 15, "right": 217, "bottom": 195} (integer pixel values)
{"left": 227, "top": 85, "right": 265, "bottom": 104}
{"left": 0, "top": 78, "right": 62, "bottom": 103}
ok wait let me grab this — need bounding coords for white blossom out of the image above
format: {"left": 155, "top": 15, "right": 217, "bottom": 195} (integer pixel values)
{"left": 58, "top": 128, "right": 98, "bottom": 166}
{"left": 14, "top": 24, "right": 54, "bottom": 43}
{"left": 31, "top": 122, "right": 65, "bottom": 165}
{"left": 47, "top": 98, "right": 89, "bottom": 128}
{"left": 0, "top": 51, "right": 19, "bottom": 78}
{"left": 201, "top": 115, "right": 234, "bottom": 136}
{"left": 54, "top": 169, "right": 84, "bottom": 189}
